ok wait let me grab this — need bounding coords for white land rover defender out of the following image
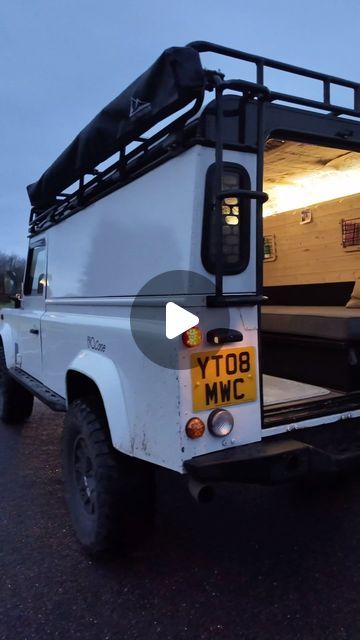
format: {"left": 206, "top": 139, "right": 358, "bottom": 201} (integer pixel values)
{"left": 2, "top": 42, "right": 360, "bottom": 556}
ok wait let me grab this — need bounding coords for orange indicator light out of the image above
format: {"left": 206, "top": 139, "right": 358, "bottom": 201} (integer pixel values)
{"left": 182, "top": 327, "right": 202, "bottom": 348}
{"left": 185, "top": 417, "right": 205, "bottom": 439}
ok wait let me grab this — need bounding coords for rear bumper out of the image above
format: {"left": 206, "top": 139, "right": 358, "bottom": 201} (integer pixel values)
{"left": 184, "top": 419, "right": 360, "bottom": 484}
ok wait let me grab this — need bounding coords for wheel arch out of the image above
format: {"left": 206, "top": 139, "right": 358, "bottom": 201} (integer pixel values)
{"left": 66, "top": 351, "right": 132, "bottom": 455}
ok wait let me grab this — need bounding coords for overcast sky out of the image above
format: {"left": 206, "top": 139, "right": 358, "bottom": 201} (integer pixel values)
{"left": 2, "top": 0, "right": 360, "bottom": 256}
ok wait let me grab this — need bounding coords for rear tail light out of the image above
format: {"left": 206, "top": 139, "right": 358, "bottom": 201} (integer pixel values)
{"left": 182, "top": 327, "right": 202, "bottom": 348}
{"left": 186, "top": 417, "right": 205, "bottom": 439}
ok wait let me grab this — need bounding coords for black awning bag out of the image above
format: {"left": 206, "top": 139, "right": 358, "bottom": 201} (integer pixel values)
{"left": 27, "top": 46, "right": 205, "bottom": 209}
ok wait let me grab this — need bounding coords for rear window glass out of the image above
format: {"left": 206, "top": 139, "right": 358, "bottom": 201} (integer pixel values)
{"left": 201, "top": 163, "right": 251, "bottom": 275}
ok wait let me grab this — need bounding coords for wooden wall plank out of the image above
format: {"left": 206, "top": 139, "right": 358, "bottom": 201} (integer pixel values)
{"left": 263, "top": 192, "right": 360, "bottom": 286}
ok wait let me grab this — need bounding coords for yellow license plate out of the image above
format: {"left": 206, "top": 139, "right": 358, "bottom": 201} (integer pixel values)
{"left": 191, "top": 347, "right": 257, "bottom": 412}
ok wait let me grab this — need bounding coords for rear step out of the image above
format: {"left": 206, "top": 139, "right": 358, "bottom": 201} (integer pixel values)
{"left": 185, "top": 418, "right": 360, "bottom": 485}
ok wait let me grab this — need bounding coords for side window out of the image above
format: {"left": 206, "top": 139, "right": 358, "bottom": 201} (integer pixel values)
{"left": 24, "top": 244, "right": 46, "bottom": 296}
{"left": 201, "top": 163, "right": 251, "bottom": 275}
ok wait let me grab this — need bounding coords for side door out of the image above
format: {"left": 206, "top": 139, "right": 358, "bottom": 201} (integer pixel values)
{"left": 15, "top": 237, "right": 47, "bottom": 381}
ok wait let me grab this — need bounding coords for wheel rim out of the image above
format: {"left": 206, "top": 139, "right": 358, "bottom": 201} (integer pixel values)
{"left": 73, "top": 436, "right": 96, "bottom": 516}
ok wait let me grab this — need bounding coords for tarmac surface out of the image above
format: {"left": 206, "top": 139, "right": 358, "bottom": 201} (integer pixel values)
{"left": 1, "top": 401, "right": 360, "bottom": 640}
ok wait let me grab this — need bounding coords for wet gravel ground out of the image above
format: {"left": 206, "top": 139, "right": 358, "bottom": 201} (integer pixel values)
{"left": 1, "top": 401, "right": 360, "bottom": 640}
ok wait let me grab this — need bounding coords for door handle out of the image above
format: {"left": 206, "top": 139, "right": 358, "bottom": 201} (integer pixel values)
{"left": 207, "top": 328, "right": 243, "bottom": 345}
{"left": 29, "top": 328, "right": 39, "bottom": 335}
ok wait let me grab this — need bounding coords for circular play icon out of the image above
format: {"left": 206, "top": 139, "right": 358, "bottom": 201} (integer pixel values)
{"left": 130, "top": 270, "right": 230, "bottom": 369}
{"left": 165, "top": 302, "right": 199, "bottom": 340}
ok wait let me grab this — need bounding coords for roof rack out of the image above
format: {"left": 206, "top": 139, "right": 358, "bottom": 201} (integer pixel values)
{"left": 188, "top": 41, "right": 360, "bottom": 117}
{"left": 28, "top": 97, "right": 203, "bottom": 236}
{"left": 28, "top": 41, "right": 360, "bottom": 238}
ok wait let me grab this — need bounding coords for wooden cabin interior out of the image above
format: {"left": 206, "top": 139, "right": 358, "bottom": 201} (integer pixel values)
{"left": 261, "top": 140, "right": 360, "bottom": 414}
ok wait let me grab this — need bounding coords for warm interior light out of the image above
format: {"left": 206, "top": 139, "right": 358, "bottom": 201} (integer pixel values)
{"left": 182, "top": 327, "right": 202, "bottom": 348}
{"left": 264, "top": 166, "right": 360, "bottom": 216}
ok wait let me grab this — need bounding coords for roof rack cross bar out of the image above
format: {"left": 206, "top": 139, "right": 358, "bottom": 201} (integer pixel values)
{"left": 355, "top": 87, "right": 360, "bottom": 112}
{"left": 256, "top": 61, "right": 264, "bottom": 86}
{"left": 269, "top": 91, "right": 360, "bottom": 117}
{"left": 78, "top": 175, "right": 84, "bottom": 205}
{"left": 323, "top": 80, "right": 330, "bottom": 105}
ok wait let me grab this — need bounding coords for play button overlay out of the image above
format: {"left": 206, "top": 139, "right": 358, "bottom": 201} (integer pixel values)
{"left": 130, "top": 270, "right": 230, "bottom": 370}
{"left": 165, "top": 303, "right": 199, "bottom": 340}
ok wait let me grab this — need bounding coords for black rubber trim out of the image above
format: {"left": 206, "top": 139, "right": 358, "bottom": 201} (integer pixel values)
{"left": 185, "top": 418, "right": 360, "bottom": 484}
{"left": 9, "top": 367, "right": 66, "bottom": 412}
{"left": 207, "top": 294, "right": 268, "bottom": 307}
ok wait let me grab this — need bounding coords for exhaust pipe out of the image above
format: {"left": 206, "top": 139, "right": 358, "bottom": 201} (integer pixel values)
{"left": 188, "top": 477, "right": 214, "bottom": 503}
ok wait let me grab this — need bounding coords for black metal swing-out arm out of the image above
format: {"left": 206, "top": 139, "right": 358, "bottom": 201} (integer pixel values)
{"left": 187, "top": 40, "right": 360, "bottom": 307}
{"left": 210, "top": 72, "right": 269, "bottom": 306}
{"left": 189, "top": 61, "right": 270, "bottom": 306}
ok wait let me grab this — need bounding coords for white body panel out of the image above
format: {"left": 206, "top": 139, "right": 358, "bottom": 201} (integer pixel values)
{"left": 0, "top": 145, "right": 261, "bottom": 472}
{"left": 1, "top": 142, "right": 356, "bottom": 473}
{"left": 39, "top": 300, "right": 262, "bottom": 471}
{"left": 46, "top": 146, "right": 257, "bottom": 299}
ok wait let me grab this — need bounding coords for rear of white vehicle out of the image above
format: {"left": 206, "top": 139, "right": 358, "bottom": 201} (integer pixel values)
{"left": 26, "top": 144, "right": 262, "bottom": 472}
{"left": 2, "top": 41, "right": 360, "bottom": 556}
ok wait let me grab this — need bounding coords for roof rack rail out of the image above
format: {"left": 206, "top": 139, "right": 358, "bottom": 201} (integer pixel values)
{"left": 28, "top": 42, "right": 360, "bottom": 237}
{"left": 188, "top": 41, "right": 360, "bottom": 117}
{"left": 28, "top": 95, "right": 204, "bottom": 236}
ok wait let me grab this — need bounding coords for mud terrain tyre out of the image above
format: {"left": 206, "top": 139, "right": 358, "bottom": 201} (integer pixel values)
{"left": 0, "top": 343, "right": 34, "bottom": 424}
{"left": 63, "top": 396, "right": 156, "bottom": 557}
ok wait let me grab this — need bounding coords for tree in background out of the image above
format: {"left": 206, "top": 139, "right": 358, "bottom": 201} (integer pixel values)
{"left": 0, "top": 252, "right": 26, "bottom": 300}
